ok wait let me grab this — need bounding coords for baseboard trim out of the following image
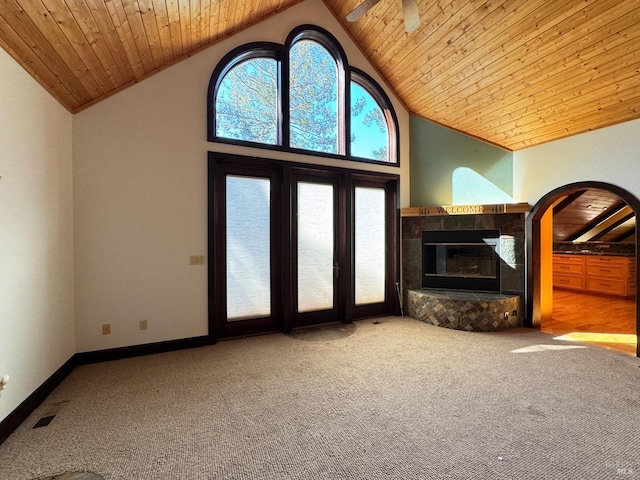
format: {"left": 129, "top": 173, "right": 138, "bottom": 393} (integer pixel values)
{"left": 0, "top": 334, "right": 212, "bottom": 445}
{"left": 74, "top": 335, "right": 212, "bottom": 365}
{"left": 0, "top": 356, "right": 77, "bottom": 445}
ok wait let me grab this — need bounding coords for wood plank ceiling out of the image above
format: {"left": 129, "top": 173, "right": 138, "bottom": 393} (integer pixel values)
{"left": 0, "top": 0, "right": 639, "bottom": 151}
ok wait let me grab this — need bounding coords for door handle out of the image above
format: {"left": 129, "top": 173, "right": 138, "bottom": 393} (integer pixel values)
{"left": 334, "top": 262, "right": 340, "bottom": 278}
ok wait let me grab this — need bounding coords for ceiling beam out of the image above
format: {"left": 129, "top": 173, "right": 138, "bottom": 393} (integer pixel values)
{"left": 572, "top": 205, "right": 635, "bottom": 243}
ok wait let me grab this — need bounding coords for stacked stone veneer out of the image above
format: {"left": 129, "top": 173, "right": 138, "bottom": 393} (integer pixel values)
{"left": 407, "top": 289, "right": 520, "bottom": 332}
{"left": 402, "top": 211, "right": 526, "bottom": 327}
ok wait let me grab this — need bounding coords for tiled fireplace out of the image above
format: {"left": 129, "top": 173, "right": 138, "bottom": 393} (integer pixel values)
{"left": 402, "top": 204, "right": 529, "bottom": 331}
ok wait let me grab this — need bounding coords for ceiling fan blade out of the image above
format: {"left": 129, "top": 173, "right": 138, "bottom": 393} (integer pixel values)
{"left": 402, "top": 0, "right": 420, "bottom": 32}
{"left": 346, "top": 0, "right": 382, "bottom": 22}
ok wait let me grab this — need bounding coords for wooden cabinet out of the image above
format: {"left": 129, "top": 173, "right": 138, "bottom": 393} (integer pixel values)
{"left": 553, "top": 254, "right": 585, "bottom": 291}
{"left": 553, "top": 254, "right": 636, "bottom": 297}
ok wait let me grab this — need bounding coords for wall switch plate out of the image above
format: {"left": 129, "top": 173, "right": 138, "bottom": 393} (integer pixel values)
{"left": 102, "top": 323, "right": 111, "bottom": 335}
{"left": 190, "top": 255, "right": 205, "bottom": 265}
{"left": 140, "top": 320, "right": 148, "bottom": 331}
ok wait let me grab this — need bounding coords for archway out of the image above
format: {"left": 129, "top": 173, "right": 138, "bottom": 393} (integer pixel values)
{"left": 526, "top": 181, "right": 640, "bottom": 357}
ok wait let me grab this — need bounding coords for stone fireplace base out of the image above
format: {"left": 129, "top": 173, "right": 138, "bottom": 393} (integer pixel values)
{"left": 406, "top": 289, "right": 520, "bottom": 332}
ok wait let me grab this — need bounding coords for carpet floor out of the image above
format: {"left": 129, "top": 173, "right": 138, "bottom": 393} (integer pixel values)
{"left": 1, "top": 316, "right": 639, "bottom": 479}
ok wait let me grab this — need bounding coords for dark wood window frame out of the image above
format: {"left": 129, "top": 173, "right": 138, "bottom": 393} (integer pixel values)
{"left": 208, "top": 152, "right": 400, "bottom": 341}
{"left": 206, "top": 24, "right": 400, "bottom": 167}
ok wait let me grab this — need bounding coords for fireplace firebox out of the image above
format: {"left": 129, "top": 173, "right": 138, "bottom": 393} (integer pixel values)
{"left": 422, "top": 229, "right": 501, "bottom": 292}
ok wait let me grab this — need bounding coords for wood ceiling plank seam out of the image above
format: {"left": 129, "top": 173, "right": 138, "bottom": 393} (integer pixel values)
{"left": 134, "top": 0, "right": 165, "bottom": 68}
{"left": 484, "top": 105, "right": 640, "bottom": 151}
{"left": 164, "top": 0, "right": 185, "bottom": 58}
{"left": 405, "top": 0, "right": 584, "bottom": 109}
{"left": 403, "top": 0, "right": 584, "bottom": 109}
{"left": 346, "top": 0, "right": 404, "bottom": 49}
{"left": 395, "top": 0, "right": 562, "bottom": 108}
{"left": 490, "top": 71, "right": 640, "bottom": 140}
{"left": 244, "top": 0, "right": 257, "bottom": 26}
{"left": 85, "top": 0, "right": 137, "bottom": 82}
{"left": 201, "top": 0, "right": 212, "bottom": 44}
{"left": 189, "top": 0, "right": 201, "bottom": 49}
{"left": 215, "top": 0, "right": 228, "bottom": 38}
{"left": 103, "top": 0, "right": 147, "bottom": 78}
{"left": 436, "top": 3, "right": 639, "bottom": 129}
{"left": 206, "top": 0, "right": 217, "bottom": 43}
{"left": 177, "top": 0, "right": 192, "bottom": 51}
{"left": 469, "top": 44, "right": 640, "bottom": 137}
{"left": 506, "top": 93, "right": 640, "bottom": 150}
{"left": 62, "top": 0, "right": 127, "bottom": 87}
{"left": 118, "top": 0, "right": 156, "bottom": 71}
{"left": 367, "top": 0, "right": 464, "bottom": 70}
{"left": 6, "top": 0, "right": 103, "bottom": 98}
{"left": 388, "top": 0, "right": 516, "bottom": 97}
{"left": 418, "top": 0, "right": 632, "bottom": 113}
{"left": 231, "top": 0, "right": 247, "bottom": 39}
{"left": 150, "top": 0, "right": 177, "bottom": 63}
{"left": 39, "top": 0, "right": 116, "bottom": 93}
{"left": 392, "top": 0, "right": 548, "bottom": 94}
{"left": 376, "top": 0, "right": 493, "bottom": 74}
{"left": 444, "top": 8, "right": 640, "bottom": 130}
{"left": 0, "top": 10, "right": 82, "bottom": 109}
{"left": 348, "top": 0, "right": 439, "bottom": 64}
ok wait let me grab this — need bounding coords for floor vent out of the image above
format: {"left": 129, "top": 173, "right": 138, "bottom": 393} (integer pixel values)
{"left": 32, "top": 401, "right": 69, "bottom": 429}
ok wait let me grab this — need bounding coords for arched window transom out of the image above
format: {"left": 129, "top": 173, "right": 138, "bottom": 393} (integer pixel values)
{"left": 208, "top": 26, "right": 399, "bottom": 166}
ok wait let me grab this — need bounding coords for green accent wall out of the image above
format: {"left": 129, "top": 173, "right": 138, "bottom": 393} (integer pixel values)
{"left": 410, "top": 116, "right": 513, "bottom": 206}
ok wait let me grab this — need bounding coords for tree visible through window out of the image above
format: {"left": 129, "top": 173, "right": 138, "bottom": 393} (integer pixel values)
{"left": 290, "top": 40, "right": 339, "bottom": 154}
{"left": 208, "top": 26, "right": 398, "bottom": 165}
{"left": 215, "top": 58, "right": 278, "bottom": 145}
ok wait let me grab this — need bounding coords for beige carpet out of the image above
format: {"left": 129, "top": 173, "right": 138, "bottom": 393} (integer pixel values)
{"left": 1, "top": 317, "right": 639, "bottom": 479}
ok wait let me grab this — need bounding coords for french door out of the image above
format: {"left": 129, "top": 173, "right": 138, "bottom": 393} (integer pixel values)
{"left": 209, "top": 154, "right": 398, "bottom": 340}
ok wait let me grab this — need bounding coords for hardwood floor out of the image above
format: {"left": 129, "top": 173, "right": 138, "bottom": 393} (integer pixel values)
{"left": 543, "top": 289, "right": 637, "bottom": 355}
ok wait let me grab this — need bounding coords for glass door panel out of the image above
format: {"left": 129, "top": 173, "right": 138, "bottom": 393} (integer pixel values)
{"left": 296, "top": 181, "right": 335, "bottom": 313}
{"left": 354, "top": 186, "right": 386, "bottom": 305}
{"left": 226, "top": 175, "right": 271, "bottom": 321}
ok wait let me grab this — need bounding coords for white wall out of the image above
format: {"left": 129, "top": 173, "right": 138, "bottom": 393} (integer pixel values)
{"left": 513, "top": 119, "right": 640, "bottom": 206}
{"left": 73, "top": 0, "right": 410, "bottom": 352}
{"left": 0, "top": 49, "right": 75, "bottom": 422}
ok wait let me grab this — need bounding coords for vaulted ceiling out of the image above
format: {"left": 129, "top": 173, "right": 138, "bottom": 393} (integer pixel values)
{"left": 0, "top": 0, "right": 638, "bottom": 151}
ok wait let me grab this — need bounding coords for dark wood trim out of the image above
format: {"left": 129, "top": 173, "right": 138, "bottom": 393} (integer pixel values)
{"left": 74, "top": 336, "right": 211, "bottom": 365}
{"left": 0, "top": 334, "right": 212, "bottom": 446}
{"left": 206, "top": 25, "right": 400, "bottom": 168}
{"left": 208, "top": 151, "right": 400, "bottom": 336}
{"left": 0, "top": 356, "right": 76, "bottom": 445}
{"left": 526, "top": 181, "right": 640, "bottom": 357}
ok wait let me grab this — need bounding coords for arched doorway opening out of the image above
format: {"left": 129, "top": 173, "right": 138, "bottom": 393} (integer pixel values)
{"left": 526, "top": 181, "right": 640, "bottom": 357}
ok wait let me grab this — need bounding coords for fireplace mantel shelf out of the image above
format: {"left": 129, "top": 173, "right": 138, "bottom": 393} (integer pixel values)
{"left": 401, "top": 203, "right": 531, "bottom": 217}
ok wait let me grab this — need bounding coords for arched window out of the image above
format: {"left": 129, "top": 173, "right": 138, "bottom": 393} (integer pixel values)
{"left": 208, "top": 26, "right": 399, "bottom": 166}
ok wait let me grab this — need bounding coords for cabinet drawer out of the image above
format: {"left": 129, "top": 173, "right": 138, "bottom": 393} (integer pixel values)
{"left": 585, "top": 263, "right": 626, "bottom": 278}
{"left": 585, "top": 256, "right": 627, "bottom": 267}
{"left": 554, "top": 263, "right": 584, "bottom": 274}
{"left": 554, "top": 274, "right": 584, "bottom": 290}
{"left": 586, "top": 277, "right": 626, "bottom": 296}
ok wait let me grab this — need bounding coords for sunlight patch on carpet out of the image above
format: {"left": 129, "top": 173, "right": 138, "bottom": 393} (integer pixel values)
{"left": 554, "top": 332, "right": 637, "bottom": 345}
{"left": 511, "top": 344, "right": 587, "bottom": 353}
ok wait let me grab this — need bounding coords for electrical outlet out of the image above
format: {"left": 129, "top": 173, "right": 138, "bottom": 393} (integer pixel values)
{"left": 190, "top": 255, "right": 205, "bottom": 265}
{"left": 102, "top": 323, "right": 111, "bottom": 335}
{"left": 140, "top": 320, "right": 148, "bottom": 331}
